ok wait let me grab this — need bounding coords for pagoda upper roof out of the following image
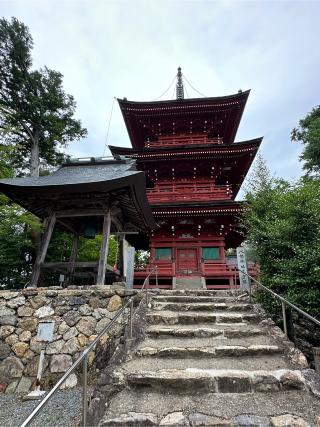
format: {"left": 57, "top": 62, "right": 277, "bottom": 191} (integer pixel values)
{"left": 118, "top": 90, "right": 250, "bottom": 149}
{"left": 0, "top": 158, "right": 155, "bottom": 232}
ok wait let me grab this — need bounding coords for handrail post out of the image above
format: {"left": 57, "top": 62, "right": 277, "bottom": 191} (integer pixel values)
{"left": 155, "top": 265, "right": 158, "bottom": 287}
{"left": 282, "top": 301, "right": 288, "bottom": 337}
{"left": 249, "top": 276, "right": 252, "bottom": 303}
{"left": 129, "top": 299, "right": 134, "bottom": 339}
{"left": 146, "top": 277, "right": 149, "bottom": 306}
{"left": 82, "top": 354, "right": 88, "bottom": 427}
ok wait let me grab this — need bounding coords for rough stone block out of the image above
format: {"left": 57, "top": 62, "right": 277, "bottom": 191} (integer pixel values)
{"left": 0, "top": 342, "right": 11, "bottom": 360}
{"left": 63, "top": 311, "right": 80, "bottom": 327}
{"left": 107, "top": 295, "right": 122, "bottom": 312}
{"left": 252, "top": 374, "right": 280, "bottom": 392}
{"left": 5, "top": 380, "right": 19, "bottom": 394}
{"left": 217, "top": 374, "right": 251, "bottom": 393}
{"left": 12, "top": 342, "right": 28, "bottom": 357}
{"left": 0, "top": 316, "right": 17, "bottom": 326}
{"left": 16, "top": 376, "right": 32, "bottom": 393}
{"left": 63, "top": 326, "right": 78, "bottom": 341}
{"left": 76, "top": 317, "right": 96, "bottom": 336}
{"left": 46, "top": 339, "right": 64, "bottom": 355}
{"left": 160, "top": 411, "right": 186, "bottom": 426}
{"left": 62, "top": 337, "right": 80, "bottom": 355}
{"left": 17, "top": 306, "right": 34, "bottom": 317}
{"left": 0, "top": 307, "right": 15, "bottom": 317}
{"left": 0, "top": 325, "right": 15, "bottom": 338}
{"left": 35, "top": 305, "right": 54, "bottom": 318}
{"left": 61, "top": 373, "right": 78, "bottom": 389}
{"left": 50, "top": 354, "right": 73, "bottom": 373}
{"left": 19, "top": 330, "right": 32, "bottom": 342}
{"left": 189, "top": 412, "right": 234, "bottom": 426}
{"left": 0, "top": 356, "right": 24, "bottom": 378}
{"left": 270, "top": 414, "right": 310, "bottom": 426}
{"left": 7, "top": 296, "right": 25, "bottom": 308}
{"left": 5, "top": 333, "right": 18, "bottom": 346}
{"left": 280, "top": 371, "right": 304, "bottom": 390}
{"left": 18, "top": 317, "right": 38, "bottom": 332}
{"left": 235, "top": 415, "right": 271, "bottom": 427}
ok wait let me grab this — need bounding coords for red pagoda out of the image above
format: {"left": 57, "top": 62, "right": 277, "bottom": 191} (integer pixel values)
{"left": 110, "top": 68, "right": 262, "bottom": 289}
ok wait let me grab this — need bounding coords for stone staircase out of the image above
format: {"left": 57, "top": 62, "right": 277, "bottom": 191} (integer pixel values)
{"left": 97, "top": 290, "right": 320, "bottom": 426}
{"left": 175, "top": 277, "right": 204, "bottom": 290}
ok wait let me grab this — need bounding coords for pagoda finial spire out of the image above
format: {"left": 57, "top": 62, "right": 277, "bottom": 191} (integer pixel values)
{"left": 176, "top": 67, "right": 184, "bottom": 100}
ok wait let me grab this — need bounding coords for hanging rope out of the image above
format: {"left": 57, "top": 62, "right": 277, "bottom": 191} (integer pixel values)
{"left": 153, "top": 74, "right": 177, "bottom": 101}
{"left": 183, "top": 74, "right": 207, "bottom": 98}
{"left": 103, "top": 97, "right": 116, "bottom": 156}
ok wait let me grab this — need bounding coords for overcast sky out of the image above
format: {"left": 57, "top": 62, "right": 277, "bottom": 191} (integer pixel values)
{"left": 2, "top": 0, "right": 320, "bottom": 185}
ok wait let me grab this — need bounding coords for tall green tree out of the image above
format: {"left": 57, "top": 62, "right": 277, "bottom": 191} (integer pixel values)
{"left": 291, "top": 106, "right": 320, "bottom": 176}
{"left": 243, "top": 156, "right": 320, "bottom": 318}
{"left": 0, "top": 17, "right": 87, "bottom": 177}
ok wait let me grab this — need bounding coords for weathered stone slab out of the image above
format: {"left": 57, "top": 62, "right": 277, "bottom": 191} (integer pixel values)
{"left": 76, "top": 317, "right": 96, "bottom": 336}
{"left": 190, "top": 412, "right": 234, "bottom": 426}
{"left": 50, "top": 354, "right": 72, "bottom": 373}
{"left": 0, "top": 342, "right": 11, "bottom": 360}
{"left": 0, "top": 356, "right": 24, "bottom": 378}
{"left": 270, "top": 414, "right": 310, "bottom": 426}
{"left": 217, "top": 374, "right": 251, "bottom": 393}
{"left": 35, "top": 305, "right": 54, "bottom": 318}
{"left": 100, "top": 412, "right": 158, "bottom": 426}
{"left": 18, "top": 318, "right": 38, "bottom": 332}
{"left": 16, "top": 376, "right": 32, "bottom": 393}
{"left": 107, "top": 295, "right": 122, "bottom": 312}
{"left": 160, "top": 411, "right": 186, "bottom": 425}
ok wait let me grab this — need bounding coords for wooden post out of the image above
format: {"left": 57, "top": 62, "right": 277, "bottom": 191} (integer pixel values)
{"left": 96, "top": 210, "right": 111, "bottom": 286}
{"left": 68, "top": 234, "right": 79, "bottom": 284}
{"left": 30, "top": 213, "right": 56, "bottom": 287}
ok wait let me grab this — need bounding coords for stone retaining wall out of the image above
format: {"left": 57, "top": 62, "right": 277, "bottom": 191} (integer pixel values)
{"left": 0, "top": 286, "right": 136, "bottom": 394}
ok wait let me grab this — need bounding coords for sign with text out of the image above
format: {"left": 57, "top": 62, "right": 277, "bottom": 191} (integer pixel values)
{"left": 236, "top": 247, "right": 250, "bottom": 291}
{"left": 126, "top": 246, "right": 135, "bottom": 289}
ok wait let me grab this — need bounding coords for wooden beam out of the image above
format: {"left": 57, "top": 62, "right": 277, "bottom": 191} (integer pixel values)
{"left": 42, "top": 261, "right": 99, "bottom": 269}
{"left": 30, "top": 213, "right": 56, "bottom": 287}
{"left": 96, "top": 210, "right": 111, "bottom": 285}
{"left": 56, "top": 209, "right": 105, "bottom": 218}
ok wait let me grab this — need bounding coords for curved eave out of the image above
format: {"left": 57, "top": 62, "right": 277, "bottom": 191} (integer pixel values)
{"left": 152, "top": 201, "right": 244, "bottom": 216}
{"left": 110, "top": 137, "right": 262, "bottom": 157}
{"left": 118, "top": 91, "right": 250, "bottom": 148}
{"left": 117, "top": 90, "right": 250, "bottom": 110}
{"left": 0, "top": 174, "right": 156, "bottom": 231}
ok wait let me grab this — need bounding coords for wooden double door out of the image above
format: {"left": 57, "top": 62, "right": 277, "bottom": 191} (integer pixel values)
{"left": 177, "top": 248, "right": 199, "bottom": 275}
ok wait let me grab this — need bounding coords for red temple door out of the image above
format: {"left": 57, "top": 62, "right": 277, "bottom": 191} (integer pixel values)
{"left": 177, "top": 248, "right": 198, "bottom": 275}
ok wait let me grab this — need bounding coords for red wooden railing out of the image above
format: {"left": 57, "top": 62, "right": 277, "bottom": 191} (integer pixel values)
{"left": 145, "top": 135, "right": 223, "bottom": 148}
{"left": 147, "top": 181, "right": 232, "bottom": 203}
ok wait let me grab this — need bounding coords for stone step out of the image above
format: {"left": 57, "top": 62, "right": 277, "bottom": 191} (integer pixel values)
{"left": 159, "top": 289, "right": 245, "bottom": 297}
{"left": 146, "top": 311, "right": 259, "bottom": 325}
{"left": 125, "top": 368, "right": 305, "bottom": 394}
{"left": 152, "top": 302, "right": 253, "bottom": 312}
{"left": 136, "top": 344, "right": 281, "bottom": 359}
{"left": 152, "top": 295, "right": 242, "bottom": 303}
{"left": 121, "top": 354, "right": 293, "bottom": 372}
{"left": 100, "top": 389, "right": 320, "bottom": 427}
{"left": 146, "top": 325, "right": 264, "bottom": 339}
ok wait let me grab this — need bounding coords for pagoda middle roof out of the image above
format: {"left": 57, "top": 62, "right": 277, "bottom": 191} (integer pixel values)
{"left": 118, "top": 90, "right": 250, "bottom": 149}
{"left": 109, "top": 137, "right": 262, "bottom": 158}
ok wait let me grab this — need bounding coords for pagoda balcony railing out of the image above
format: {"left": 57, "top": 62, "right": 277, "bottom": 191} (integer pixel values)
{"left": 147, "top": 183, "right": 232, "bottom": 203}
{"left": 145, "top": 135, "right": 223, "bottom": 148}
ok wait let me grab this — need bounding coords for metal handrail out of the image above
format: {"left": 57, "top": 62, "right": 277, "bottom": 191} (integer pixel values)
{"left": 237, "top": 268, "right": 320, "bottom": 336}
{"left": 20, "top": 267, "right": 158, "bottom": 427}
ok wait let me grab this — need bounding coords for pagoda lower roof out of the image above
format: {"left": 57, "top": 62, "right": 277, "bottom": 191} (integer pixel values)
{"left": 109, "top": 137, "right": 262, "bottom": 158}
{"left": 0, "top": 158, "right": 155, "bottom": 232}
{"left": 118, "top": 91, "right": 250, "bottom": 149}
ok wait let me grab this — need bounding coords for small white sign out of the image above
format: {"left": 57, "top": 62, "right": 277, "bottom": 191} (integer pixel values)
{"left": 37, "top": 320, "right": 55, "bottom": 342}
{"left": 236, "top": 247, "right": 250, "bottom": 291}
{"left": 126, "top": 246, "right": 135, "bottom": 289}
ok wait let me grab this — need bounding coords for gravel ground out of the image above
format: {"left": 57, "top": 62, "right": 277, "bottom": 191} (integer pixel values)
{"left": 0, "top": 388, "right": 83, "bottom": 427}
